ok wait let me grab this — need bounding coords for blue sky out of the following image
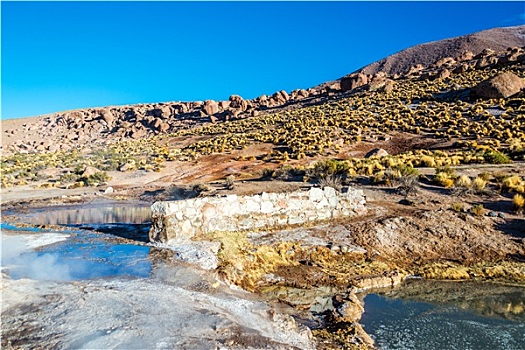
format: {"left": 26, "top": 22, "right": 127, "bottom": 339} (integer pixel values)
{"left": 2, "top": 2, "right": 524, "bottom": 120}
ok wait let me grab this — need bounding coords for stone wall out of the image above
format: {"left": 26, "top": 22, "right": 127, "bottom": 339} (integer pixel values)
{"left": 149, "top": 187, "right": 367, "bottom": 244}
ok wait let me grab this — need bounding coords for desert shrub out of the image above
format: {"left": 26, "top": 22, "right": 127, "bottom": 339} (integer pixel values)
{"left": 513, "top": 194, "right": 525, "bottom": 213}
{"left": 272, "top": 165, "right": 305, "bottom": 181}
{"left": 386, "top": 164, "right": 418, "bottom": 184}
{"left": 225, "top": 175, "right": 235, "bottom": 190}
{"left": 478, "top": 172, "right": 491, "bottom": 181}
{"left": 84, "top": 171, "right": 111, "bottom": 187}
{"left": 434, "top": 172, "right": 454, "bottom": 188}
{"left": 502, "top": 175, "right": 525, "bottom": 193}
{"left": 261, "top": 168, "right": 274, "bottom": 179}
{"left": 492, "top": 171, "right": 510, "bottom": 183}
{"left": 307, "top": 159, "right": 349, "bottom": 180}
{"left": 472, "top": 177, "right": 487, "bottom": 192}
{"left": 483, "top": 150, "right": 511, "bottom": 164}
{"left": 395, "top": 174, "right": 420, "bottom": 198}
{"left": 318, "top": 174, "right": 343, "bottom": 192}
{"left": 470, "top": 204, "right": 485, "bottom": 216}
{"left": 455, "top": 175, "right": 472, "bottom": 188}
{"left": 436, "top": 165, "right": 456, "bottom": 178}
{"left": 453, "top": 175, "right": 473, "bottom": 196}
{"left": 59, "top": 172, "right": 79, "bottom": 183}
{"left": 451, "top": 202, "right": 465, "bottom": 213}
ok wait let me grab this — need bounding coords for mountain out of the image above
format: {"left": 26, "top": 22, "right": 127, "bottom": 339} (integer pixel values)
{"left": 354, "top": 25, "right": 525, "bottom": 77}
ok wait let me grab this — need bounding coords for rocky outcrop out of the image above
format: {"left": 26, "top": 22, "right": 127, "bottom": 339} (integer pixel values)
{"left": 473, "top": 71, "right": 525, "bottom": 99}
{"left": 340, "top": 73, "right": 369, "bottom": 92}
{"left": 149, "top": 187, "right": 367, "bottom": 244}
{"left": 202, "top": 100, "right": 219, "bottom": 115}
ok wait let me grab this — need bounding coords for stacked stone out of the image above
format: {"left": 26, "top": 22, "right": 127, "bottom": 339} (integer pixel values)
{"left": 149, "top": 187, "right": 366, "bottom": 244}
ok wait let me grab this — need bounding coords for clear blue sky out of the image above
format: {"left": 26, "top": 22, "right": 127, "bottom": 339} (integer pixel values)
{"left": 2, "top": 1, "right": 524, "bottom": 120}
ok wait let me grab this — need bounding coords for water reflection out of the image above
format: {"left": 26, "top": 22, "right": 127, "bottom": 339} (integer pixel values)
{"left": 360, "top": 280, "right": 525, "bottom": 350}
{"left": 22, "top": 203, "right": 152, "bottom": 225}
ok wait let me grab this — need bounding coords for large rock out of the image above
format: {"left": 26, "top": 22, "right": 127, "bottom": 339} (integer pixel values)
{"left": 82, "top": 166, "right": 101, "bottom": 177}
{"left": 229, "top": 95, "right": 248, "bottom": 111}
{"left": 160, "top": 105, "right": 172, "bottom": 118}
{"left": 340, "top": 73, "right": 369, "bottom": 92}
{"left": 202, "top": 100, "right": 219, "bottom": 115}
{"left": 473, "top": 72, "right": 525, "bottom": 99}
{"left": 100, "top": 109, "right": 114, "bottom": 125}
{"left": 365, "top": 148, "right": 389, "bottom": 158}
{"left": 271, "top": 90, "right": 290, "bottom": 105}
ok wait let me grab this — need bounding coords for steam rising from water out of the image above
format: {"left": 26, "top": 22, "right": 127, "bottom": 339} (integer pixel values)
{"left": 2, "top": 233, "right": 74, "bottom": 281}
{"left": 1, "top": 231, "right": 151, "bottom": 281}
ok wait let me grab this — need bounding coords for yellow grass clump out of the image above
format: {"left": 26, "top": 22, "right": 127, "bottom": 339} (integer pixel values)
{"left": 513, "top": 194, "right": 525, "bottom": 212}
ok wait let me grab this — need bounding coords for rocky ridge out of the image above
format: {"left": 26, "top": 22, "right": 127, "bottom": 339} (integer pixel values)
{"left": 3, "top": 36, "right": 525, "bottom": 157}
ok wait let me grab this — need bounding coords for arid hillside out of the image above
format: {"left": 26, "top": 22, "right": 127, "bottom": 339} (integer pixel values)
{"left": 354, "top": 25, "right": 525, "bottom": 76}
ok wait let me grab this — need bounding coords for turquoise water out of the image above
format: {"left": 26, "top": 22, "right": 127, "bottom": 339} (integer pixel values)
{"left": 360, "top": 281, "right": 525, "bottom": 350}
{"left": 1, "top": 204, "right": 153, "bottom": 281}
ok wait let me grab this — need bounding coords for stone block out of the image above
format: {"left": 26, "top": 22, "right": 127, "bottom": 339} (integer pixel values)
{"left": 309, "top": 188, "right": 324, "bottom": 202}
{"left": 261, "top": 201, "right": 275, "bottom": 214}
{"left": 245, "top": 199, "right": 261, "bottom": 212}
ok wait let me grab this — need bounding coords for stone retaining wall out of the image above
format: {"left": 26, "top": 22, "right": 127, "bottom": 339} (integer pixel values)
{"left": 149, "top": 187, "right": 366, "bottom": 244}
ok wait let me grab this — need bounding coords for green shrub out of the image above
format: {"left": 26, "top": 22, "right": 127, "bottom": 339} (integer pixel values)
{"left": 470, "top": 204, "right": 485, "bottom": 216}
{"left": 483, "top": 151, "right": 511, "bottom": 164}
{"left": 84, "top": 171, "right": 111, "bottom": 187}
{"left": 451, "top": 202, "right": 464, "bottom": 212}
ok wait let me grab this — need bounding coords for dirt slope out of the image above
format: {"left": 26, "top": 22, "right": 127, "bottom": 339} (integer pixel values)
{"left": 355, "top": 25, "right": 525, "bottom": 76}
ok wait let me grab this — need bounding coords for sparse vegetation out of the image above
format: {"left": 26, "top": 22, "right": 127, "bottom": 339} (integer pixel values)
{"left": 470, "top": 204, "right": 485, "bottom": 216}
{"left": 83, "top": 171, "right": 111, "bottom": 187}
{"left": 319, "top": 174, "right": 343, "bottom": 192}
{"left": 225, "top": 175, "right": 236, "bottom": 190}
{"left": 451, "top": 202, "right": 465, "bottom": 213}
{"left": 512, "top": 194, "right": 525, "bottom": 213}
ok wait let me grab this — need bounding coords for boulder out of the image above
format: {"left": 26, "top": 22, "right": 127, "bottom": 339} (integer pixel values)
{"left": 160, "top": 105, "right": 172, "bottom": 118}
{"left": 271, "top": 90, "right": 290, "bottom": 105}
{"left": 203, "top": 100, "right": 219, "bottom": 115}
{"left": 473, "top": 72, "right": 525, "bottom": 99}
{"left": 130, "top": 127, "right": 147, "bottom": 139}
{"left": 435, "top": 68, "right": 451, "bottom": 80}
{"left": 341, "top": 73, "right": 369, "bottom": 92}
{"left": 218, "top": 101, "right": 230, "bottom": 110}
{"left": 406, "top": 64, "right": 425, "bottom": 76}
{"left": 383, "top": 79, "right": 395, "bottom": 93}
{"left": 365, "top": 148, "right": 389, "bottom": 158}
{"left": 256, "top": 94, "right": 269, "bottom": 107}
{"left": 152, "top": 118, "right": 169, "bottom": 132}
{"left": 435, "top": 57, "right": 456, "bottom": 68}
{"left": 325, "top": 82, "right": 341, "bottom": 93}
{"left": 474, "top": 48, "right": 496, "bottom": 59}
{"left": 229, "top": 95, "right": 248, "bottom": 111}
{"left": 82, "top": 166, "right": 101, "bottom": 177}
{"left": 119, "top": 161, "right": 136, "bottom": 172}
{"left": 457, "top": 51, "right": 474, "bottom": 61}
{"left": 368, "top": 74, "right": 387, "bottom": 91}
{"left": 452, "top": 63, "right": 470, "bottom": 74}
{"left": 100, "top": 109, "right": 115, "bottom": 125}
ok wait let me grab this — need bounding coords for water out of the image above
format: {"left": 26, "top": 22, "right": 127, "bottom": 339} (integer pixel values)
{"left": 17, "top": 201, "right": 152, "bottom": 225}
{"left": 1, "top": 203, "right": 153, "bottom": 281}
{"left": 360, "top": 280, "right": 525, "bottom": 350}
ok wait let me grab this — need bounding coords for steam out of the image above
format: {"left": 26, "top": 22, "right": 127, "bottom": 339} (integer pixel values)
{"left": 2, "top": 233, "right": 73, "bottom": 281}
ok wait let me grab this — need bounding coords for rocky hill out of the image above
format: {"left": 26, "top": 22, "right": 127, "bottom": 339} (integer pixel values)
{"left": 1, "top": 25, "right": 524, "bottom": 158}
{"left": 355, "top": 25, "right": 525, "bottom": 77}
